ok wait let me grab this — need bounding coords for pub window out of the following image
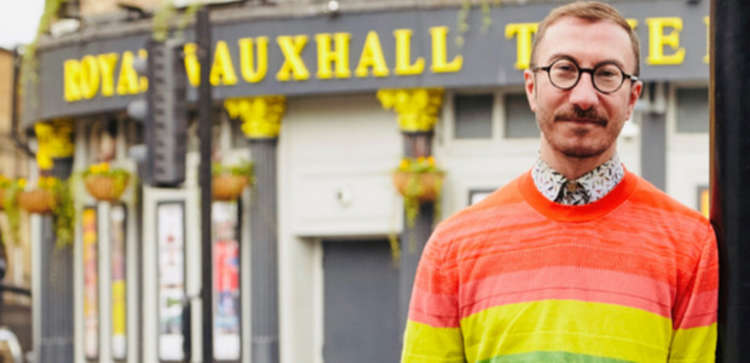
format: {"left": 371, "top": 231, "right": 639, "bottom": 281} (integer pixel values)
{"left": 504, "top": 93, "right": 539, "bottom": 138}
{"left": 676, "top": 87, "right": 709, "bottom": 133}
{"left": 454, "top": 94, "right": 493, "bottom": 139}
{"left": 87, "top": 119, "right": 118, "bottom": 165}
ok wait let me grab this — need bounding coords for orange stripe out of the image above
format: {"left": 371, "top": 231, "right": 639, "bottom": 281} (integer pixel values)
{"left": 454, "top": 243, "right": 678, "bottom": 288}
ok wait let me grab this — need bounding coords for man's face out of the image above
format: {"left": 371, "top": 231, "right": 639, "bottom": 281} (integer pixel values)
{"left": 524, "top": 17, "right": 642, "bottom": 160}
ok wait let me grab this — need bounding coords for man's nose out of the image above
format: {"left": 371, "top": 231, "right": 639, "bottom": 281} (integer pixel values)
{"left": 568, "top": 73, "right": 599, "bottom": 110}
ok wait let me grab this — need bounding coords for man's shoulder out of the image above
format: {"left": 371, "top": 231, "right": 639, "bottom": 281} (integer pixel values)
{"left": 624, "top": 173, "right": 715, "bottom": 259}
{"left": 628, "top": 173, "right": 710, "bottom": 225}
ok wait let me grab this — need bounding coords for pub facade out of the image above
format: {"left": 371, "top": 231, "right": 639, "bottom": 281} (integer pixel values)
{"left": 21, "top": 0, "right": 711, "bottom": 362}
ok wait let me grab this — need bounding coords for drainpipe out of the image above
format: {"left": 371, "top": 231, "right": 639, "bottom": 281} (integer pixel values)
{"left": 10, "top": 47, "right": 35, "bottom": 159}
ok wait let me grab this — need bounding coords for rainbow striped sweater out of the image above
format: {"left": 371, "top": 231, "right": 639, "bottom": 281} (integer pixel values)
{"left": 402, "top": 171, "right": 718, "bottom": 363}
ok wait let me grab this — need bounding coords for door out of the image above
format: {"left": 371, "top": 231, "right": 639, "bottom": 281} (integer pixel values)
{"left": 322, "top": 239, "right": 399, "bottom": 363}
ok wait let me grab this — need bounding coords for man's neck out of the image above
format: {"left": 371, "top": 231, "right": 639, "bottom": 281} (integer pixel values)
{"left": 539, "top": 146, "right": 616, "bottom": 180}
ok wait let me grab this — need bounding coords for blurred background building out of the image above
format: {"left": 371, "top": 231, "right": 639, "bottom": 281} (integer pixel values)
{"left": 13, "top": 0, "right": 709, "bottom": 362}
{"left": 0, "top": 46, "right": 33, "bottom": 359}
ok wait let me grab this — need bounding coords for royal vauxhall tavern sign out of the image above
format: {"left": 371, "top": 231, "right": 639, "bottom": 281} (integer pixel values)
{"left": 25, "top": 0, "right": 709, "bottom": 124}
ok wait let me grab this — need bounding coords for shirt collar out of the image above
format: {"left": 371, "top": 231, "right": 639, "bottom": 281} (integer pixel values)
{"left": 531, "top": 154, "right": 625, "bottom": 205}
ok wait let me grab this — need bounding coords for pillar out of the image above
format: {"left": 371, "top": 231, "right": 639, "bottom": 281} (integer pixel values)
{"left": 34, "top": 119, "right": 75, "bottom": 363}
{"left": 225, "top": 96, "right": 286, "bottom": 363}
{"left": 377, "top": 88, "right": 444, "bottom": 331}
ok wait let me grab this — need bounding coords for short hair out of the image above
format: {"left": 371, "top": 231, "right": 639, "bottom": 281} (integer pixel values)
{"left": 530, "top": 1, "right": 640, "bottom": 76}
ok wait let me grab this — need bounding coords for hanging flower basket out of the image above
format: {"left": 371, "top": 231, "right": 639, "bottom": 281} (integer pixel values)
{"left": 84, "top": 175, "right": 130, "bottom": 202}
{"left": 212, "top": 174, "right": 249, "bottom": 201}
{"left": 212, "top": 161, "right": 253, "bottom": 201}
{"left": 392, "top": 157, "right": 445, "bottom": 202}
{"left": 392, "top": 171, "right": 444, "bottom": 202}
{"left": 18, "top": 188, "right": 56, "bottom": 214}
{"left": 83, "top": 163, "right": 131, "bottom": 202}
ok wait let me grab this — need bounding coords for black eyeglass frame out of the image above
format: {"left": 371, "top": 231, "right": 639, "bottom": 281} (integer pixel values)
{"left": 532, "top": 57, "right": 640, "bottom": 94}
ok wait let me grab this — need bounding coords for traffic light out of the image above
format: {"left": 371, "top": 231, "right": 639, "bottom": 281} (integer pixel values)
{"left": 126, "top": 38, "right": 188, "bottom": 187}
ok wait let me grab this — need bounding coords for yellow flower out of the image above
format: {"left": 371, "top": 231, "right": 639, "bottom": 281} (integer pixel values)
{"left": 417, "top": 156, "right": 426, "bottom": 164}
{"left": 427, "top": 156, "right": 436, "bottom": 167}
{"left": 398, "top": 158, "right": 410, "bottom": 170}
{"left": 17, "top": 178, "right": 26, "bottom": 189}
{"left": 90, "top": 162, "right": 110, "bottom": 174}
{"left": 39, "top": 176, "right": 58, "bottom": 189}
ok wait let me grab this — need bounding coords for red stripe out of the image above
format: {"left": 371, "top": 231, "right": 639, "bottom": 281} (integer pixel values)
{"left": 458, "top": 266, "right": 674, "bottom": 318}
{"left": 674, "top": 290, "right": 718, "bottom": 329}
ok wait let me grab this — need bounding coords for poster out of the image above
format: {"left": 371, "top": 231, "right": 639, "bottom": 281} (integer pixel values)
{"left": 212, "top": 201, "right": 241, "bottom": 360}
{"left": 82, "top": 207, "right": 99, "bottom": 359}
{"left": 698, "top": 186, "right": 710, "bottom": 218}
{"left": 157, "top": 202, "right": 185, "bottom": 361}
{"left": 110, "top": 204, "right": 127, "bottom": 360}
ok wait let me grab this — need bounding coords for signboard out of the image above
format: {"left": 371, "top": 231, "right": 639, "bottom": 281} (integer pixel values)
{"left": 157, "top": 202, "right": 186, "bottom": 361}
{"left": 82, "top": 207, "right": 99, "bottom": 359}
{"left": 28, "top": 0, "right": 710, "bottom": 124}
{"left": 110, "top": 204, "right": 127, "bottom": 360}
{"left": 212, "top": 201, "right": 241, "bottom": 360}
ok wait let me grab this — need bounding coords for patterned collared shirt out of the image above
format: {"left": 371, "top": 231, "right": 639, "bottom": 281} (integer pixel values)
{"left": 531, "top": 154, "right": 625, "bottom": 206}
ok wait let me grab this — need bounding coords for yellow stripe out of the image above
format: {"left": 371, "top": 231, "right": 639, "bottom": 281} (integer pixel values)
{"left": 460, "top": 300, "right": 673, "bottom": 363}
{"left": 402, "top": 320, "right": 465, "bottom": 363}
{"left": 669, "top": 323, "right": 717, "bottom": 363}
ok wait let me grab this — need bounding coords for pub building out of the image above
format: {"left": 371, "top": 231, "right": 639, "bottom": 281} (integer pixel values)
{"left": 21, "top": 0, "right": 711, "bottom": 362}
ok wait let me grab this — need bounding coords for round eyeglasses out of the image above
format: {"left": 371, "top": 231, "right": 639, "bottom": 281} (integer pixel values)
{"left": 532, "top": 57, "right": 639, "bottom": 94}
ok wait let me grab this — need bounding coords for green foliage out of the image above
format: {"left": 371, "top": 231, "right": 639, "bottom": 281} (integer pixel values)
{"left": 456, "top": 0, "right": 502, "bottom": 47}
{"left": 212, "top": 160, "right": 253, "bottom": 178}
{"left": 396, "top": 156, "right": 444, "bottom": 229}
{"left": 387, "top": 233, "right": 401, "bottom": 267}
{"left": 50, "top": 177, "right": 75, "bottom": 248}
{"left": 393, "top": 157, "right": 445, "bottom": 258}
{"left": 19, "top": 0, "right": 69, "bottom": 107}
{"left": 153, "top": 0, "right": 204, "bottom": 41}
{"left": 2, "top": 180, "right": 25, "bottom": 246}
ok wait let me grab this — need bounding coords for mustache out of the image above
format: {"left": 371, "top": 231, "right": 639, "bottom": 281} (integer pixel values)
{"left": 554, "top": 107, "right": 608, "bottom": 126}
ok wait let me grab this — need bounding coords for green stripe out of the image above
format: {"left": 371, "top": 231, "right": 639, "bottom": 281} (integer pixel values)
{"left": 478, "top": 351, "right": 633, "bottom": 363}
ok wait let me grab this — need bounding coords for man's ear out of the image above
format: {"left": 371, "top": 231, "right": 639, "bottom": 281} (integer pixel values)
{"left": 625, "top": 80, "right": 643, "bottom": 120}
{"left": 524, "top": 69, "right": 537, "bottom": 112}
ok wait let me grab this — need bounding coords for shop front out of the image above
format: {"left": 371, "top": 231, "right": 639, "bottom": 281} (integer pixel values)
{"left": 23, "top": 1, "right": 710, "bottom": 362}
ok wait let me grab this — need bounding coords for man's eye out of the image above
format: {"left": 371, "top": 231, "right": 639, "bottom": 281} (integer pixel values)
{"left": 554, "top": 64, "right": 576, "bottom": 72}
{"left": 596, "top": 66, "right": 620, "bottom": 78}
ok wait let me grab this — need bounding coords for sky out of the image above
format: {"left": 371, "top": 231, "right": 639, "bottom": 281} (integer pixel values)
{"left": 0, "top": 0, "right": 45, "bottom": 49}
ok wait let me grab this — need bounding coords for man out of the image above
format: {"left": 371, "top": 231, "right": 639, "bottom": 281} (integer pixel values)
{"left": 401, "top": 2, "right": 718, "bottom": 362}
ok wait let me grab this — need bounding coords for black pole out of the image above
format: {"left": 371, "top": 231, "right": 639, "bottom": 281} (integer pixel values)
{"left": 711, "top": 1, "right": 750, "bottom": 362}
{"left": 197, "top": 7, "right": 214, "bottom": 363}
